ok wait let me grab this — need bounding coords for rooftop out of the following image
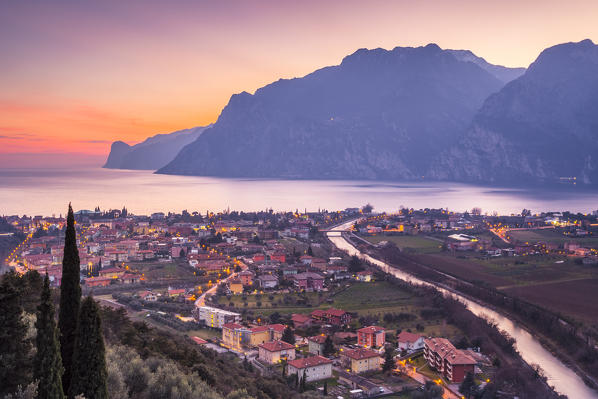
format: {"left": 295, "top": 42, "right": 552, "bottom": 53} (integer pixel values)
{"left": 259, "top": 340, "right": 295, "bottom": 352}
{"left": 288, "top": 355, "right": 332, "bottom": 369}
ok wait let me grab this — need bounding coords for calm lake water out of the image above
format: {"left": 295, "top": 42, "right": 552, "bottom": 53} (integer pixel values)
{"left": 0, "top": 167, "right": 597, "bottom": 216}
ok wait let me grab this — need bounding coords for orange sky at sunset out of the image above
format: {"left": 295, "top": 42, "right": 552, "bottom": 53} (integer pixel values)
{"left": 1, "top": 0, "right": 597, "bottom": 166}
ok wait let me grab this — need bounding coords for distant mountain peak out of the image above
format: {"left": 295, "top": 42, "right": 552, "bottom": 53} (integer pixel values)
{"left": 103, "top": 125, "right": 211, "bottom": 170}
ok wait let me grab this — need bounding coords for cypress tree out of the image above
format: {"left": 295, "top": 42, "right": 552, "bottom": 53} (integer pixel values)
{"left": 282, "top": 326, "right": 295, "bottom": 345}
{"left": 34, "top": 274, "right": 65, "bottom": 399}
{"left": 382, "top": 345, "right": 395, "bottom": 373}
{"left": 0, "top": 272, "right": 31, "bottom": 397}
{"left": 69, "top": 296, "right": 108, "bottom": 399}
{"left": 299, "top": 369, "right": 306, "bottom": 393}
{"left": 58, "top": 204, "right": 81, "bottom": 394}
{"left": 322, "top": 335, "right": 335, "bottom": 357}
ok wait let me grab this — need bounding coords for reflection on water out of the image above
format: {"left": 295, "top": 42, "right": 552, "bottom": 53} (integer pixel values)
{"left": 328, "top": 221, "right": 598, "bottom": 399}
{"left": 0, "top": 167, "right": 597, "bottom": 216}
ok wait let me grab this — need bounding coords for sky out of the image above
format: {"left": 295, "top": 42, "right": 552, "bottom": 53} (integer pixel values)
{"left": 1, "top": 0, "right": 597, "bottom": 167}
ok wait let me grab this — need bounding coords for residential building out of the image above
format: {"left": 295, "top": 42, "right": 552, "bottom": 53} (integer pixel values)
{"left": 293, "top": 272, "right": 324, "bottom": 291}
{"left": 138, "top": 290, "right": 158, "bottom": 301}
{"left": 357, "top": 326, "right": 385, "bottom": 349}
{"left": 222, "top": 322, "right": 244, "bottom": 351}
{"left": 238, "top": 270, "right": 254, "bottom": 286}
{"left": 258, "top": 340, "right": 296, "bottom": 364}
{"left": 84, "top": 276, "right": 112, "bottom": 287}
{"left": 355, "top": 270, "right": 372, "bottom": 282}
{"left": 292, "top": 313, "right": 313, "bottom": 328}
{"left": 341, "top": 348, "right": 381, "bottom": 373}
{"left": 196, "top": 306, "right": 241, "bottom": 329}
{"left": 228, "top": 278, "right": 243, "bottom": 294}
{"left": 397, "top": 331, "right": 424, "bottom": 352}
{"left": 424, "top": 337, "right": 476, "bottom": 383}
{"left": 222, "top": 323, "right": 286, "bottom": 351}
{"left": 307, "top": 335, "right": 327, "bottom": 355}
{"left": 257, "top": 274, "right": 278, "bottom": 289}
{"left": 311, "top": 308, "right": 352, "bottom": 326}
{"left": 288, "top": 356, "right": 332, "bottom": 382}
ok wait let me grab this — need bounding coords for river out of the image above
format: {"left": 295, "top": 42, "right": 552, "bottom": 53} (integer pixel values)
{"left": 1, "top": 167, "right": 598, "bottom": 216}
{"left": 327, "top": 220, "right": 598, "bottom": 399}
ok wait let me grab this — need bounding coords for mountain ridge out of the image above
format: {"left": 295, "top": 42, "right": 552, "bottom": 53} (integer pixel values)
{"left": 103, "top": 125, "right": 211, "bottom": 170}
{"left": 157, "top": 44, "right": 517, "bottom": 180}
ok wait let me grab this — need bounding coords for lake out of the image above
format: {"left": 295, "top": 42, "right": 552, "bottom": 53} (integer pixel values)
{"left": 1, "top": 167, "right": 597, "bottom": 216}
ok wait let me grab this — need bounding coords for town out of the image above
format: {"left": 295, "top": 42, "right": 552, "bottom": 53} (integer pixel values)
{"left": 2, "top": 205, "right": 598, "bottom": 398}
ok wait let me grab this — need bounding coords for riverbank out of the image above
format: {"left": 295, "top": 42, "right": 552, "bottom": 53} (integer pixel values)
{"left": 327, "top": 223, "right": 598, "bottom": 398}
{"left": 348, "top": 232, "right": 598, "bottom": 391}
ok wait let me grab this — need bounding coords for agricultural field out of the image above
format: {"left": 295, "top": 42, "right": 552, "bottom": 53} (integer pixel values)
{"left": 127, "top": 260, "right": 201, "bottom": 280}
{"left": 503, "top": 278, "right": 598, "bottom": 325}
{"left": 365, "top": 235, "right": 443, "bottom": 254}
{"left": 408, "top": 251, "right": 598, "bottom": 328}
{"left": 507, "top": 228, "right": 598, "bottom": 247}
{"left": 231, "top": 281, "right": 462, "bottom": 339}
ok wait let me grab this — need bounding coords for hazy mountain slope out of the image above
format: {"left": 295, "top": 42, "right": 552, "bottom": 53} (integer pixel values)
{"left": 103, "top": 125, "right": 210, "bottom": 170}
{"left": 447, "top": 49, "right": 526, "bottom": 83}
{"left": 158, "top": 44, "right": 508, "bottom": 179}
{"left": 435, "top": 39, "right": 598, "bottom": 185}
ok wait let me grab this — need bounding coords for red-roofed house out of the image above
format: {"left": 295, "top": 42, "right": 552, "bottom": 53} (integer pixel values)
{"left": 357, "top": 326, "right": 385, "bottom": 349}
{"left": 311, "top": 308, "right": 352, "bottom": 326}
{"left": 288, "top": 356, "right": 332, "bottom": 382}
{"left": 84, "top": 276, "right": 112, "bottom": 287}
{"left": 341, "top": 348, "right": 381, "bottom": 373}
{"left": 397, "top": 331, "right": 424, "bottom": 352}
{"left": 424, "top": 337, "right": 476, "bottom": 383}
{"left": 308, "top": 335, "right": 327, "bottom": 355}
{"left": 258, "top": 340, "right": 296, "bottom": 364}
{"left": 138, "top": 291, "right": 158, "bottom": 301}
{"left": 292, "top": 313, "right": 313, "bottom": 328}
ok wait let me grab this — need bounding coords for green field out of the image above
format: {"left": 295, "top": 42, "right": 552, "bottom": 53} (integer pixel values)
{"left": 235, "top": 281, "right": 462, "bottom": 339}
{"left": 365, "top": 235, "right": 442, "bottom": 254}
{"left": 508, "top": 228, "right": 598, "bottom": 247}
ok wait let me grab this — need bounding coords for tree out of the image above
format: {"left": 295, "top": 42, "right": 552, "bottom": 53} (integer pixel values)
{"left": 348, "top": 255, "right": 364, "bottom": 273}
{"left": 0, "top": 272, "right": 31, "bottom": 397}
{"left": 323, "top": 381, "right": 327, "bottom": 396}
{"left": 34, "top": 274, "right": 65, "bottom": 399}
{"left": 58, "top": 204, "right": 81, "bottom": 395}
{"left": 299, "top": 369, "right": 306, "bottom": 393}
{"left": 459, "top": 372, "right": 476, "bottom": 398}
{"left": 282, "top": 326, "right": 295, "bottom": 345}
{"left": 69, "top": 296, "right": 108, "bottom": 399}
{"left": 413, "top": 381, "right": 443, "bottom": 399}
{"left": 382, "top": 345, "right": 395, "bottom": 373}
{"left": 361, "top": 203, "right": 374, "bottom": 214}
{"left": 322, "top": 335, "right": 335, "bottom": 357}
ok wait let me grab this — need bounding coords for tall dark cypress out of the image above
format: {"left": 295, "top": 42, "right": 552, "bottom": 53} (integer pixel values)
{"left": 58, "top": 204, "right": 81, "bottom": 395}
{"left": 69, "top": 296, "right": 108, "bottom": 399}
{"left": 34, "top": 274, "right": 65, "bottom": 399}
{"left": 0, "top": 272, "right": 31, "bottom": 397}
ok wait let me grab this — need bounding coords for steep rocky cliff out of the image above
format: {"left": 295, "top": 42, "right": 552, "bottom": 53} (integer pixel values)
{"left": 157, "top": 44, "right": 513, "bottom": 179}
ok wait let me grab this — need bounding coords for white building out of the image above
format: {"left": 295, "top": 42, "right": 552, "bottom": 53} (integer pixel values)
{"left": 288, "top": 356, "right": 332, "bottom": 382}
{"left": 397, "top": 331, "right": 425, "bottom": 352}
{"left": 196, "top": 306, "right": 241, "bottom": 329}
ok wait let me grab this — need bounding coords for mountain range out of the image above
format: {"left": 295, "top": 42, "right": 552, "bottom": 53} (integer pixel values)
{"left": 434, "top": 39, "right": 598, "bottom": 185}
{"left": 105, "top": 40, "right": 598, "bottom": 186}
{"left": 103, "top": 125, "right": 210, "bottom": 170}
